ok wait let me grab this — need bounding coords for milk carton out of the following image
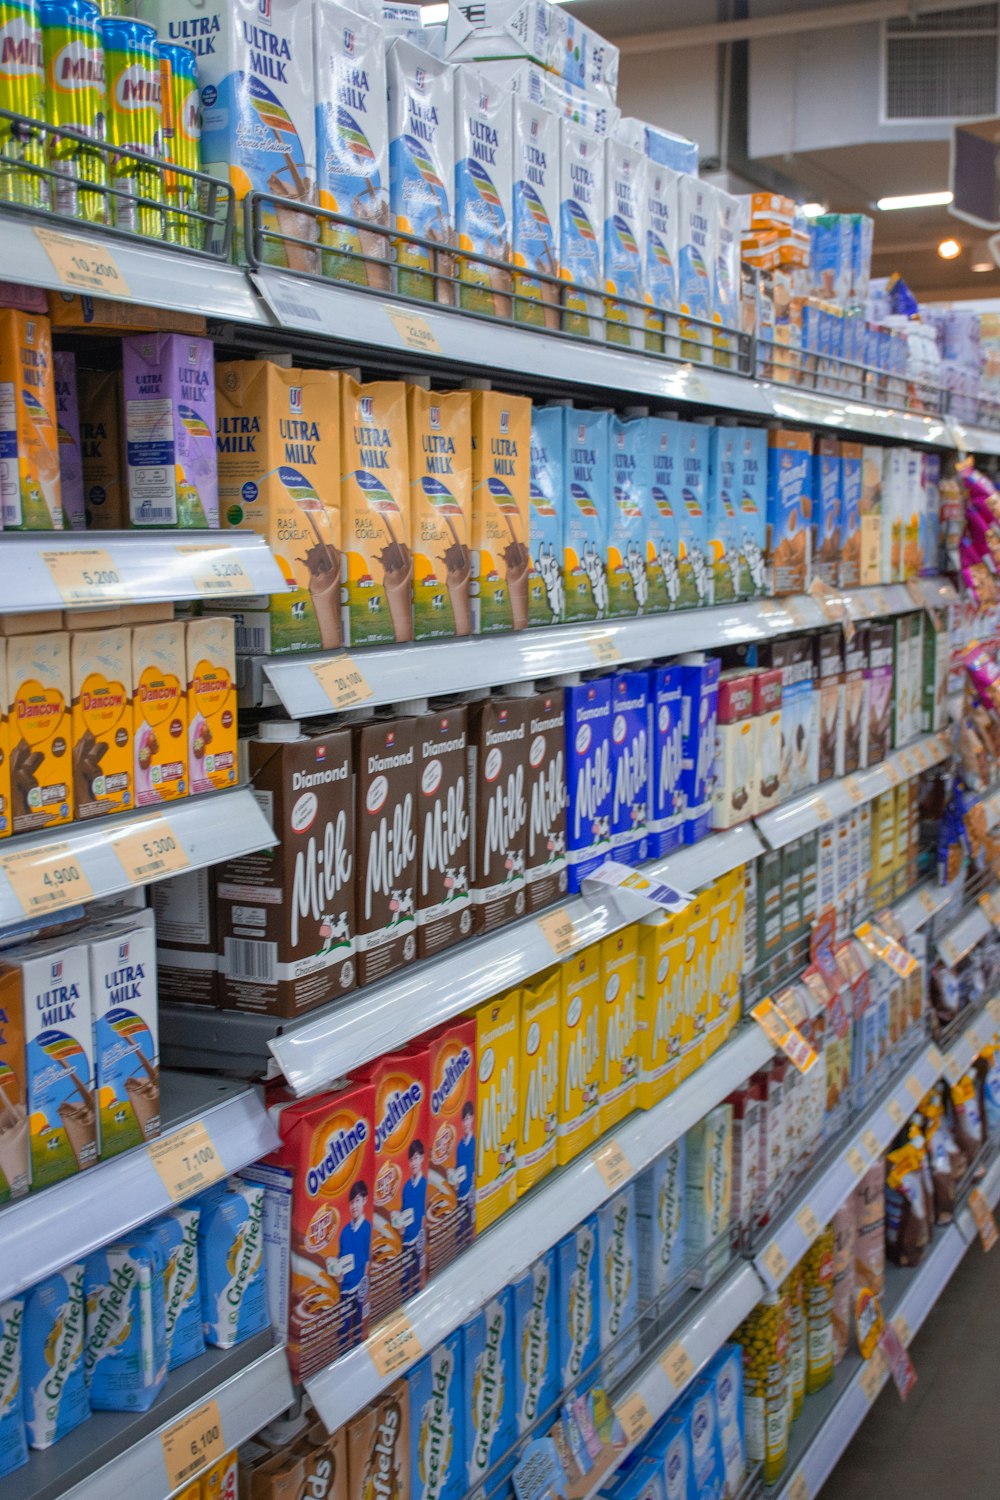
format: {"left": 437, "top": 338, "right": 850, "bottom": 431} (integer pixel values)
{"left": 767, "top": 428, "right": 812, "bottom": 594}
{"left": 387, "top": 40, "right": 455, "bottom": 303}
{"left": 54, "top": 351, "right": 85, "bottom": 531}
{"left": 604, "top": 132, "right": 645, "bottom": 349}
{"left": 366, "top": 1045, "right": 432, "bottom": 1321}
{"left": 0, "top": 309, "right": 61, "bottom": 530}
{"left": 461, "top": 1288, "right": 517, "bottom": 1491}
{"left": 353, "top": 714, "right": 418, "bottom": 985}
{"left": 314, "top": 0, "right": 390, "bottom": 289}
{"left": 610, "top": 670, "right": 650, "bottom": 865}
{"left": 609, "top": 415, "right": 648, "bottom": 617}
{"left": 84, "top": 1233, "right": 167, "bottom": 1411}
{"left": 529, "top": 404, "right": 566, "bottom": 626}
{"left": 512, "top": 1247, "right": 558, "bottom": 1436}
{"left": 70, "top": 626, "right": 133, "bottom": 821}
{"left": 22, "top": 1267, "right": 88, "bottom": 1449}
{"left": 90, "top": 913, "right": 159, "bottom": 1158}
{"left": 559, "top": 119, "right": 604, "bottom": 339}
{"left": 425, "top": 1017, "right": 476, "bottom": 1274}
{"left": 148, "top": 1206, "right": 204, "bottom": 1370}
{"left": 406, "top": 1332, "right": 464, "bottom": 1500}
{"left": 881, "top": 448, "right": 905, "bottom": 583}
{"left": 678, "top": 177, "right": 714, "bottom": 359}
{"left": 454, "top": 67, "right": 512, "bottom": 316}
{"left": 79, "top": 368, "right": 125, "bottom": 530}
{"left": 840, "top": 441, "right": 863, "bottom": 588}
{"left": 919, "top": 451, "right": 940, "bottom": 576}
{"left": 0, "top": 1299, "right": 26, "bottom": 1479}
{"left": 123, "top": 333, "right": 217, "bottom": 527}
{"left": 186, "top": 616, "right": 237, "bottom": 795}
{"left": 636, "top": 1140, "right": 686, "bottom": 1310}
{"left": 470, "top": 390, "right": 532, "bottom": 634}
{"left": 132, "top": 620, "right": 188, "bottom": 807}
{"left": 556, "top": 1215, "right": 600, "bottom": 1393}
{"left": 524, "top": 688, "right": 567, "bottom": 910}
{"left": 676, "top": 421, "right": 711, "bottom": 607}
{"left": 341, "top": 378, "right": 412, "bottom": 647}
{"left": 9, "top": 632, "right": 72, "bottom": 833}
{"left": 563, "top": 408, "right": 610, "bottom": 622}
{"left": 20, "top": 941, "right": 96, "bottom": 1190}
{"left": 706, "top": 426, "right": 741, "bottom": 605}
{"left": 597, "top": 1184, "right": 639, "bottom": 1380}
{"left": 564, "top": 676, "right": 612, "bottom": 890}
{"left": 635, "top": 910, "right": 684, "bottom": 1109}
{"left": 679, "top": 659, "right": 720, "bottom": 846}
{"left": 641, "top": 416, "right": 680, "bottom": 612}
{"left": 469, "top": 990, "right": 519, "bottom": 1234}
{"left": 735, "top": 426, "right": 768, "bottom": 598}
{"left": 711, "top": 185, "right": 740, "bottom": 369}
{"left": 648, "top": 664, "right": 684, "bottom": 857}
{"left": 408, "top": 387, "right": 473, "bottom": 640}
{"left": 0, "top": 967, "right": 27, "bottom": 1203}
{"left": 414, "top": 706, "right": 472, "bottom": 958}
{"left": 685, "top": 1105, "right": 733, "bottom": 1283}
{"left": 557, "top": 943, "right": 601, "bottom": 1164}
{"left": 814, "top": 437, "right": 842, "bottom": 589}
{"left": 512, "top": 94, "right": 561, "bottom": 328}
{"left": 599, "top": 926, "right": 639, "bottom": 1131}
{"left": 641, "top": 155, "right": 679, "bottom": 354}
{"left": 198, "top": 1180, "right": 268, "bottom": 1348}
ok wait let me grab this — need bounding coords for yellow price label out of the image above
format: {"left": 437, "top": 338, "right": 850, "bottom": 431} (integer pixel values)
{"left": 660, "top": 1341, "right": 695, "bottom": 1390}
{"left": 616, "top": 1391, "right": 653, "bottom": 1445}
{"left": 898, "top": 750, "right": 917, "bottom": 778}
{"left": 944, "top": 1054, "right": 962, "bottom": 1086}
{"left": 918, "top": 888, "right": 939, "bottom": 916}
{"left": 788, "top": 1472, "right": 810, "bottom": 1500}
{"left": 762, "top": 1242, "right": 789, "bottom": 1284}
{"left": 940, "top": 938, "right": 961, "bottom": 968}
{"left": 0, "top": 842, "right": 93, "bottom": 917}
{"left": 176, "top": 544, "right": 253, "bottom": 596}
{"left": 589, "top": 635, "right": 623, "bottom": 666}
{"left": 111, "top": 817, "right": 189, "bottom": 885}
{"left": 906, "top": 1075, "right": 925, "bottom": 1104}
{"left": 894, "top": 1314, "right": 912, "bottom": 1347}
{"left": 969, "top": 1188, "right": 999, "bottom": 1252}
{"left": 538, "top": 906, "right": 578, "bottom": 957}
{"left": 883, "top": 762, "right": 901, "bottom": 787}
{"left": 980, "top": 892, "right": 1000, "bottom": 928}
{"left": 42, "top": 547, "right": 128, "bottom": 605}
{"left": 593, "top": 1138, "right": 633, "bottom": 1191}
{"left": 813, "top": 795, "right": 833, "bottom": 824}
{"left": 846, "top": 1146, "right": 869, "bottom": 1179}
{"left": 367, "top": 1311, "right": 423, "bottom": 1378}
{"left": 311, "top": 655, "right": 374, "bottom": 711}
{"left": 844, "top": 777, "right": 865, "bottom": 805}
{"left": 887, "top": 1099, "right": 906, "bottom": 1128}
{"left": 387, "top": 308, "right": 442, "bottom": 353}
{"left": 795, "top": 1205, "right": 821, "bottom": 1243}
{"left": 160, "top": 1398, "right": 225, "bottom": 1491}
{"left": 34, "top": 225, "right": 131, "bottom": 297}
{"left": 859, "top": 1350, "right": 886, "bottom": 1404}
{"left": 927, "top": 1045, "right": 944, "bottom": 1074}
{"left": 147, "top": 1120, "right": 225, "bottom": 1202}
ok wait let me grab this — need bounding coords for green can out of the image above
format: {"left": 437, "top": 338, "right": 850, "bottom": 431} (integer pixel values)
{"left": 0, "top": 0, "right": 47, "bottom": 209}
{"left": 158, "top": 39, "right": 199, "bottom": 247}
{"left": 39, "top": 0, "right": 108, "bottom": 224}
{"left": 99, "top": 14, "right": 162, "bottom": 237}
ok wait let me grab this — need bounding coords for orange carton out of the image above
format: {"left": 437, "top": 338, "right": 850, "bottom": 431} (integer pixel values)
{"left": 364, "top": 1044, "right": 432, "bottom": 1323}
{"left": 201, "top": 1451, "right": 238, "bottom": 1500}
{"left": 186, "top": 617, "right": 237, "bottom": 795}
{"left": 0, "top": 640, "right": 10, "bottom": 838}
{"left": 556, "top": 941, "right": 602, "bottom": 1165}
{"left": 346, "top": 1382, "right": 410, "bottom": 1499}
{"left": 8, "top": 631, "right": 72, "bottom": 833}
{"left": 132, "top": 621, "right": 188, "bottom": 806}
{"left": 0, "top": 309, "right": 62, "bottom": 529}
{"left": 0, "top": 965, "right": 27, "bottom": 1201}
{"left": 599, "top": 926, "right": 639, "bottom": 1132}
{"left": 517, "top": 968, "right": 560, "bottom": 1195}
{"left": 70, "top": 626, "right": 133, "bottom": 820}
{"left": 470, "top": 989, "right": 519, "bottom": 1234}
{"left": 425, "top": 1016, "right": 477, "bottom": 1276}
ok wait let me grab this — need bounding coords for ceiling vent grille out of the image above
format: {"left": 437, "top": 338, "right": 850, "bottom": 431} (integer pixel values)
{"left": 882, "top": 5, "right": 999, "bottom": 121}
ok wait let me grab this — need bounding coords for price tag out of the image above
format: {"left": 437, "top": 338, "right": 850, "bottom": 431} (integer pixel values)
{"left": 761, "top": 1242, "right": 789, "bottom": 1284}
{"left": 367, "top": 1311, "right": 423, "bottom": 1378}
{"left": 788, "top": 1472, "right": 810, "bottom": 1500}
{"left": 42, "top": 547, "right": 128, "bottom": 605}
{"left": 887, "top": 1099, "right": 906, "bottom": 1128}
{"left": 969, "top": 1189, "right": 999, "bottom": 1251}
{"left": 813, "top": 795, "right": 833, "bottom": 823}
{"left": 898, "top": 750, "right": 917, "bottom": 778}
{"left": 0, "top": 843, "right": 93, "bottom": 916}
{"left": 593, "top": 1138, "right": 633, "bottom": 1191}
{"left": 176, "top": 544, "right": 253, "bottom": 596}
{"left": 387, "top": 308, "right": 441, "bottom": 354}
{"left": 111, "top": 817, "right": 189, "bottom": 884}
{"left": 147, "top": 1120, "right": 225, "bottom": 1202}
{"left": 861, "top": 1129, "right": 882, "bottom": 1159}
{"left": 844, "top": 777, "right": 865, "bottom": 805}
{"left": 989, "top": 998, "right": 1000, "bottom": 1025}
{"left": 616, "top": 1391, "right": 652, "bottom": 1445}
{"left": 795, "top": 1204, "right": 821, "bottom": 1243}
{"left": 966, "top": 1028, "right": 983, "bottom": 1056}
{"left": 160, "top": 1399, "right": 224, "bottom": 1491}
{"left": 311, "top": 655, "right": 374, "bottom": 711}
{"left": 906, "top": 1074, "right": 925, "bottom": 1104}
{"left": 918, "top": 888, "right": 938, "bottom": 916}
{"left": 940, "top": 937, "right": 961, "bottom": 969}
{"left": 660, "top": 1341, "right": 695, "bottom": 1390}
{"left": 883, "top": 762, "right": 901, "bottom": 787}
{"left": 751, "top": 998, "right": 818, "bottom": 1074}
{"left": 927, "top": 1045, "right": 944, "bottom": 1074}
{"left": 894, "top": 1314, "right": 912, "bottom": 1347}
{"left": 980, "top": 892, "right": 1000, "bottom": 927}
{"left": 846, "top": 1146, "right": 869, "bottom": 1179}
{"left": 589, "top": 635, "right": 622, "bottom": 666}
{"left": 944, "top": 1053, "right": 962, "bottom": 1086}
{"left": 538, "top": 906, "right": 578, "bottom": 957}
{"left": 34, "top": 225, "right": 131, "bottom": 297}
{"left": 859, "top": 1350, "right": 886, "bottom": 1404}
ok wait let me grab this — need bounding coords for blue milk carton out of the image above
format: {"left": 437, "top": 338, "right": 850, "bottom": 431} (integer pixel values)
{"left": 0, "top": 1298, "right": 27, "bottom": 1479}
{"left": 609, "top": 415, "right": 648, "bottom": 618}
{"left": 706, "top": 1345, "right": 746, "bottom": 1498}
{"left": 597, "top": 1183, "right": 639, "bottom": 1382}
{"left": 920, "top": 451, "right": 941, "bottom": 577}
{"left": 604, "top": 132, "right": 646, "bottom": 350}
{"left": 679, "top": 659, "right": 720, "bottom": 845}
{"left": 407, "top": 1330, "right": 465, "bottom": 1500}
{"left": 636, "top": 1137, "right": 687, "bottom": 1312}
{"left": 735, "top": 427, "right": 767, "bottom": 598}
{"left": 684, "top": 1385, "right": 726, "bottom": 1500}
{"left": 676, "top": 422, "right": 710, "bottom": 608}
{"left": 647, "top": 665, "right": 684, "bottom": 858}
{"left": 148, "top": 1206, "right": 205, "bottom": 1370}
{"left": 611, "top": 671, "right": 651, "bottom": 866}
{"left": 564, "top": 409, "right": 611, "bottom": 622}
{"left": 616, "top": 1458, "right": 666, "bottom": 1500}
{"left": 565, "top": 676, "right": 612, "bottom": 891}
{"left": 529, "top": 405, "right": 567, "bottom": 628}
{"left": 84, "top": 1232, "right": 167, "bottom": 1412}
{"left": 198, "top": 1180, "right": 269, "bottom": 1348}
{"left": 512, "top": 1246, "right": 559, "bottom": 1436}
{"left": 677, "top": 176, "right": 714, "bottom": 361}
{"left": 461, "top": 1286, "right": 517, "bottom": 1493}
{"left": 641, "top": 154, "right": 679, "bottom": 356}
{"left": 556, "top": 1214, "right": 600, "bottom": 1395}
{"left": 650, "top": 1410, "right": 695, "bottom": 1500}
{"left": 706, "top": 427, "right": 741, "bottom": 605}
{"left": 22, "top": 1267, "right": 89, "bottom": 1449}
{"left": 644, "top": 416, "right": 681, "bottom": 613}
{"left": 560, "top": 119, "right": 605, "bottom": 340}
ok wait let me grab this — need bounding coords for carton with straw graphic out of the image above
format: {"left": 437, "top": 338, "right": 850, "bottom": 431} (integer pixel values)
{"left": 342, "top": 379, "right": 413, "bottom": 647}
{"left": 470, "top": 392, "right": 531, "bottom": 635}
{"left": 21, "top": 943, "right": 96, "bottom": 1190}
{"left": 89, "top": 914, "right": 160, "bottom": 1159}
{"left": 0, "top": 966, "right": 28, "bottom": 1202}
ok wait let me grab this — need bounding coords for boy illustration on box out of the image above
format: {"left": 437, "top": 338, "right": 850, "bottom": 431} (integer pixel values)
{"left": 401, "top": 1139, "right": 427, "bottom": 1298}
{"left": 335, "top": 1179, "right": 371, "bottom": 1350}
{"left": 455, "top": 1099, "right": 476, "bottom": 1247}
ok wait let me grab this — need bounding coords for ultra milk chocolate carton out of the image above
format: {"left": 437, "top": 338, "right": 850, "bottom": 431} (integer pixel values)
{"left": 524, "top": 688, "right": 567, "bottom": 910}
{"left": 408, "top": 386, "right": 473, "bottom": 640}
{"left": 565, "top": 676, "right": 612, "bottom": 891}
{"left": 341, "top": 378, "right": 413, "bottom": 647}
{"left": 19, "top": 941, "right": 96, "bottom": 1191}
{"left": 0, "top": 309, "right": 61, "bottom": 530}
{"left": 415, "top": 706, "right": 472, "bottom": 958}
{"left": 354, "top": 715, "right": 418, "bottom": 986}
{"left": 467, "top": 694, "right": 529, "bottom": 933}
{"left": 9, "top": 631, "right": 72, "bottom": 834}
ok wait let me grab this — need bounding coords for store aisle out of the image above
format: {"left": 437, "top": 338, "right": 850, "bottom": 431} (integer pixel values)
{"left": 823, "top": 1238, "right": 1000, "bottom": 1499}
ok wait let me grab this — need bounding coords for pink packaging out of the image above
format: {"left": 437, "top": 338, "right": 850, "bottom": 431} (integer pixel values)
{"left": 54, "top": 351, "right": 86, "bottom": 532}
{"left": 0, "top": 281, "right": 47, "bottom": 313}
{"left": 123, "top": 333, "right": 218, "bottom": 528}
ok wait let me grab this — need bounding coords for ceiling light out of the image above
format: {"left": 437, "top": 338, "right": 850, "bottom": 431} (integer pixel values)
{"left": 972, "top": 260, "right": 994, "bottom": 272}
{"left": 876, "top": 190, "right": 953, "bottom": 211}
{"left": 800, "top": 202, "right": 827, "bottom": 218}
{"left": 938, "top": 238, "right": 962, "bottom": 259}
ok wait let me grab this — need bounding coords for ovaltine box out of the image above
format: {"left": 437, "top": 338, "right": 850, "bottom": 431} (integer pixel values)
{"left": 842, "top": 629, "right": 868, "bottom": 775}
{"left": 414, "top": 706, "right": 472, "bottom": 959}
{"left": 425, "top": 1017, "right": 477, "bottom": 1275}
{"left": 610, "top": 671, "right": 650, "bottom": 866}
{"left": 636, "top": 909, "right": 685, "bottom": 1109}
{"left": 564, "top": 677, "right": 612, "bottom": 890}
{"left": 9, "top": 632, "right": 72, "bottom": 834}
{"left": 70, "top": 626, "right": 133, "bottom": 820}
{"left": 185, "top": 618, "right": 237, "bottom": 796}
{"left": 524, "top": 689, "right": 567, "bottom": 911}
{"left": 753, "top": 668, "right": 782, "bottom": 816}
{"left": 132, "top": 622, "right": 188, "bottom": 807}
{"left": 267, "top": 1078, "right": 375, "bottom": 1379}
{"left": 346, "top": 1381, "right": 410, "bottom": 1499}
{"left": 469, "top": 990, "right": 520, "bottom": 1234}
{"left": 364, "top": 1045, "right": 432, "bottom": 1323}
{"left": 517, "top": 969, "right": 559, "bottom": 1195}
{"left": 354, "top": 715, "right": 418, "bottom": 986}
{"left": 556, "top": 942, "right": 601, "bottom": 1165}
{"left": 766, "top": 428, "right": 812, "bottom": 594}
{"left": 0, "top": 966, "right": 27, "bottom": 1202}
{"left": 599, "top": 927, "right": 639, "bottom": 1132}
{"left": 816, "top": 630, "right": 844, "bottom": 783}
{"left": 467, "top": 695, "right": 529, "bottom": 932}
{"left": 217, "top": 725, "right": 355, "bottom": 1018}
{"left": 713, "top": 670, "right": 755, "bottom": 831}
{"left": 648, "top": 664, "right": 684, "bottom": 858}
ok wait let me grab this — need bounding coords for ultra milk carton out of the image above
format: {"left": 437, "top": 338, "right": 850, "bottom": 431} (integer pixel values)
{"left": 528, "top": 404, "right": 565, "bottom": 627}
{"left": 736, "top": 426, "right": 768, "bottom": 598}
{"left": 678, "top": 176, "right": 714, "bottom": 360}
{"left": 454, "top": 67, "right": 512, "bottom": 317}
{"left": 563, "top": 408, "right": 610, "bottom": 623}
{"left": 608, "top": 415, "right": 647, "bottom": 617}
{"left": 644, "top": 158, "right": 679, "bottom": 354}
{"left": 559, "top": 118, "right": 604, "bottom": 339}
{"left": 640, "top": 415, "right": 681, "bottom": 613}
{"left": 89, "top": 912, "right": 159, "bottom": 1158}
{"left": 604, "top": 131, "right": 645, "bottom": 349}
{"left": 676, "top": 421, "right": 711, "bottom": 607}
{"left": 706, "top": 426, "right": 742, "bottom": 606}
{"left": 387, "top": 40, "right": 455, "bottom": 304}
{"left": 21, "top": 941, "right": 96, "bottom": 1191}
{"left": 564, "top": 676, "right": 612, "bottom": 891}
{"left": 511, "top": 93, "right": 560, "bottom": 328}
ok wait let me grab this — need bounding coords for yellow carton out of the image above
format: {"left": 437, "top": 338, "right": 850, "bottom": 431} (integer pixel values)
{"left": 407, "top": 386, "right": 473, "bottom": 640}
{"left": 557, "top": 941, "right": 602, "bottom": 1165}
{"left": 0, "top": 641, "right": 10, "bottom": 839}
{"left": 680, "top": 893, "right": 710, "bottom": 1075}
{"left": 470, "top": 989, "right": 520, "bottom": 1233}
{"left": 201, "top": 1451, "right": 238, "bottom": 1500}
{"left": 70, "top": 626, "right": 133, "bottom": 820}
{"left": 0, "top": 309, "right": 61, "bottom": 529}
{"left": 517, "top": 968, "right": 560, "bottom": 1195}
{"left": 132, "top": 621, "right": 187, "bottom": 807}
{"left": 78, "top": 369, "right": 125, "bottom": 530}
{"left": 186, "top": 617, "right": 237, "bottom": 796}
{"left": 636, "top": 909, "right": 686, "bottom": 1110}
{"left": 9, "top": 631, "right": 72, "bottom": 833}
{"left": 470, "top": 390, "right": 532, "bottom": 635}
{"left": 599, "top": 927, "right": 639, "bottom": 1132}
{"left": 341, "top": 377, "right": 412, "bottom": 647}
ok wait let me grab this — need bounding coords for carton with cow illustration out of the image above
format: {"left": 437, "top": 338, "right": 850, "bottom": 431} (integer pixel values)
{"left": 608, "top": 415, "right": 649, "bottom": 617}
{"left": 467, "top": 694, "right": 529, "bottom": 933}
{"left": 735, "top": 425, "right": 768, "bottom": 598}
{"left": 675, "top": 421, "right": 711, "bottom": 607}
{"left": 408, "top": 387, "right": 474, "bottom": 641}
{"left": 556, "top": 941, "right": 602, "bottom": 1165}
{"left": 524, "top": 689, "right": 567, "bottom": 911}
{"left": 414, "top": 706, "right": 472, "bottom": 959}
{"left": 469, "top": 990, "right": 519, "bottom": 1234}
{"left": 610, "top": 670, "right": 650, "bottom": 866}
{"left": 354, "top": 716, "right": 418, "bottom": 986}
{"left": 706, "top": 426, "right": 742, "bottom": 605}
{"left": 564, "top": 677, "right": 612, "bottom": 891}
{"left": 528, "top": 404, "right": 566, "bottom": 627}
{"left": 563, "top": 409, "right": 611, "bottom": 623}
{"left": 638, "top": 415, "right": 682, "bottom": 614}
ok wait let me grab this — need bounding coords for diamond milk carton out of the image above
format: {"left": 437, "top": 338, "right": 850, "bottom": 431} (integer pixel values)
{"left": 511, "top": 91, "right": 560, "bottom": 329}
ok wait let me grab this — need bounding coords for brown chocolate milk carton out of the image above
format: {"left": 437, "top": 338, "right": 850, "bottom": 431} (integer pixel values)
{"left": 217, "top": 722, "right": 355, "bottom": 1017}
{"left": 524, "top": 688, "right": 568, "bottom": 912}
{"left": 354, "top": 715, "right": 418, "bottom": 985}
{"left": 414, "top": 705, "right": 472, "bottom": 958}
{"left": 467, "top": 693, "right": 529, "bottom": 933}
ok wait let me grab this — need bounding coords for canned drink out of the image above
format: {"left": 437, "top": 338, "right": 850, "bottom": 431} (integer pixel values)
{"left": 39, "top": 0, "right": 108, "bottom": 224}
{"left": 99, "top": 14, "right": 162, "bottom": 237}
{"left": 0, "top": 0, "right": 47, "bottom": 209}
{"left": 157, "top": 39, "right": 199, "bottom": 247}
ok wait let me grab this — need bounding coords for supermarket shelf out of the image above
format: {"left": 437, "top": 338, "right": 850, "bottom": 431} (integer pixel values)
{"left": 941, "top": 997, "right": 1000, "bottom": 1086}
{"left": 256, "top": 584, "right": 936, "bottom": 718}
{"left": 7, "top": 1333, "right": 293, "bottom": 1500}
{"left": 956, "top": 1148, "right": 1000, "bottom": 1243}
{"left": 0, "top": 1071, "right": 279, "bottom": 1302}
{"left": 303, "top": 1022, "right": 774, "bottom": 1431}
{"left": 753, "top": 1039, "right": 943, "bottom": 1291}
{"left": 948, "top": 417, "right": 1000, "bottom": 457}
{"left": 935, "top": 901, "right": 992, "bottom": 969}
{"left": 892, "top": 877, "right": 963, "bottom": 937}
{"left": 0, "top": 531, "right": 284, "bottom": 614}
{"left": 754, "top": 733, "right": 951, "bottom": 851}
{"left": 0, "top": 788, "right": 276, "bottom": 933}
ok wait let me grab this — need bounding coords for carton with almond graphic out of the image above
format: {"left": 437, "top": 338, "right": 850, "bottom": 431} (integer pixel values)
{"left": 766, "top": 428, "right": 812, "bottom": 594}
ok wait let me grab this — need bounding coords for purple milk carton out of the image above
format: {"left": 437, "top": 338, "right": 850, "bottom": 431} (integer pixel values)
{"left": 648, "top": 664, "right": 684, "bottom": 858}
{"left": 611, "top": 671, "right": 650, "bottom": 867}
{"left": 679, "top": 657, "right": 720, "bottom": 845}
{"left": 53, "top": 351, "right": 85, "bottom": 532}
{"left": 565, "top": 676, "right": 612, "bottom": 891}
{"left": 123, "top": 333, "right": 218, "bottom": 528}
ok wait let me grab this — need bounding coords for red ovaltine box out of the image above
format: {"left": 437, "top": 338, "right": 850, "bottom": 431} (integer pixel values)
{"left": 713, "top": 669, "right": 756, "bottom": 830}
{"left": 359, "top": 1044, "right": 433, "bottom": 1324}
{"left": 753, "top": 667, "right": 783, "bottom": 815}
{"left": 424, "top": 1016, "right": 478, "bottom": 1275}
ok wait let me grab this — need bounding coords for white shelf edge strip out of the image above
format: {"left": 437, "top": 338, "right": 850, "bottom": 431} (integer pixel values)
{"left": 892, "top": 877, "right": 962, "bottom": 937}
{"left": 942, "top": 996, "right": 1000, "bottom": 1086}
{"left": 936, "top": 901, "right": 993, "bottom": 968}
{"left": 303, "top": 1023, "right": 774, "bottom": 1430}
{"left": 956, "top": 1150, "right": 1000, "bottom": 1244}
{"left": 270, "top": 823, "right": 764, "bottom": 1097}
{"left": 0, "top": 788, "right": 276, "bottom": 931}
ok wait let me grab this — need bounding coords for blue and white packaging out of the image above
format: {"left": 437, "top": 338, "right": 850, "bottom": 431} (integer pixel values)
{"left": 148, "top": 1206, "right": 205, "bottom": 1370}
{"left": 641, "top": 417, "right": 681, "bottom": 612}
{"left": 609, "top": 416, "right": 648, "bottom": 618}
{"left": 529, "top": 405, "right": 566, "bottom": 627}
{"left": 565, "top": 676, "right": 612, "bottom": 890}
{"left": 614, "top": 1457, "right": 666, "bottom": 1500}
{"left": 555, "top": 1214, "right": 600, "bottom": 1393}
{"left": 22, "top": 1266, "right": 88, "bottom": 1449}
{"left": 647, "top": 665, "right": 684, "bottom": 857}
{"left": 643, "top": 122, "right": 699, "bottom": 178}
{"left": 511, "top": 93, "right": 561, "bottom": 329}
{"left": 676, "top": 422, "right": 710, "bottom": 607}
{"left": 707, "top": 1344, "right": 745, "bottom": 1497}
{"left": 651, "top": 1409, "right": 695, "bottom": 1500}
{"left": 461, "top": 1286, "right": 517, "bottom": 1491}
{"left": 604, "top": 132, "right": 646, "bottom": 350}
{"left": 198, "top": 1180, "right": 269, "bottom": 1348}
{"left": 564, "top": 409, "right": 611, "bottom": 623}
{"left": 512, "top": 1246, "right": 559, "bottom": 1436}
{"left": 710, "top": 186, "right": 740, "bottom": 368}
{"left": 84, "top": 1233, "right": 167, "bottom": 1412}
{"left": 597, "top": 1183, "right": 639, "bottom": 1380}
{"left": 454, "top": 66, "right": 512, "bottom": 315}
{"left": 679, "top": 659, "right": 720, "bottom": 845}
{"left": 611, "top": 671, "right": 650, "bottom": 866}
{"left": 677, "top": 177, "right": 714, "bottom": 359}
{"left": 707, "top": 427, "right": 741, "bottom": 605}
{"left": 386, "top": 39, "right": 455, "bottom": 302}
{"left": 0, "top": 1298, "right": 26, "bottom": 1479}
{"left": 560, "top": 118, "right": 604, "bottom": 339}
{"left": 735, "top": 427, "right": 767, "bottom": 598}
{"left": 636, "top": 1138, "right": 686, "bottom": 1310}
{"left": 920, "top": 451, "right": 941, "bottom": 576}
{"left": 407, "top": 1329, "right": 465, "bottom": 1500}
{"left": 643, "top": 159, "right": 679, "bottom": 348}
{"left": 685, "top": 1384, "right": 726, "bottom": 1500}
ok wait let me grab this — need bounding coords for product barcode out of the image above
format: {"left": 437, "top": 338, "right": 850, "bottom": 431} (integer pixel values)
{"left": 137, "top": 506, "right": 177, "bottom": 523}
{"left": 224, "top": 937, "right": 277, "bottom": 982}
{"left": 277, "top": 296, "right": 322, "bottom": 324}
{"left": 235, "top": 625, "right": 268, "bottom": 654}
